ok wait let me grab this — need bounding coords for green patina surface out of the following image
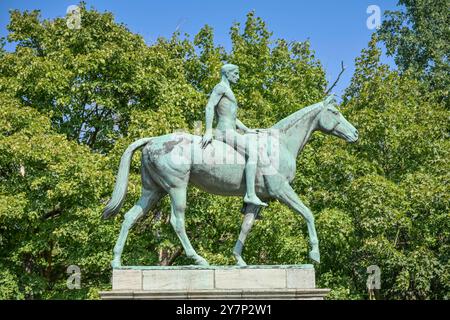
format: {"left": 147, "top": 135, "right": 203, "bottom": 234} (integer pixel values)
{"left": 104, "top": 64, "right": 358, "bottom": 268}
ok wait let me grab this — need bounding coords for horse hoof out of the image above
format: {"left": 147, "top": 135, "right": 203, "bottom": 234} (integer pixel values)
{"left": 195, "top": 256, "right": 210, "bottom": 266}
{"left": 309, "top": 250, "right": 320, "bottom": 263}
{"left": 235, "top": 256, "right": 247, "bottom": 267}
{"left": 111, "top": 259, "right": 121, "bottom": 269}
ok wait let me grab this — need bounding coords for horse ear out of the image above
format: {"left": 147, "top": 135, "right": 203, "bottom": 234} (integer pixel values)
{"left": 324, "top": 94, "right": 337, "bottom": 105}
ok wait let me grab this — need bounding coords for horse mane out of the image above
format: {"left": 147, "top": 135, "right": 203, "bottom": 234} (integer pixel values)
{"left": 272, "top": 101, "right": 323, "bottom": 133}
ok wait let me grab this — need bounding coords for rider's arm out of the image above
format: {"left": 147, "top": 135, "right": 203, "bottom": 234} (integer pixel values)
{"left": 236, "top": 119, "right": 249, "bottom": 133}
{"left": 204, "top": 86, "right": 225, "bottom": 134}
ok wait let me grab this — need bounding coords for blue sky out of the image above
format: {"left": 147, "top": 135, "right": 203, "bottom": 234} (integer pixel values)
{"left": 0, "top": 0, "right": 400, "bottom": 97}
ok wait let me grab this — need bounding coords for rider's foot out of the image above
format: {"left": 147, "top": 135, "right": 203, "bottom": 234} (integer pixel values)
{"left": 244, "top": 194, "right": 268, "bottom": 207}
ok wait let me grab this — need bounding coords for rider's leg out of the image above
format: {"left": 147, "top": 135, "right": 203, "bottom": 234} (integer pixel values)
{"left": 243, "top": 134, "right": 267, "bottom": 206}
{"left": 220, "top": 130, "right": 267, "bottom": 207}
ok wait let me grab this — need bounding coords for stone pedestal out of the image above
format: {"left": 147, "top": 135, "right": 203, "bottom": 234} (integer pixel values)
{"left": 99, "top": 265, "right": 330, "bottom": 300}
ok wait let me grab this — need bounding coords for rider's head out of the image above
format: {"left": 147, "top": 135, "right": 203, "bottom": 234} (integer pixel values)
{"left": 221, "top": 64, "right": 239, "bottom": 84}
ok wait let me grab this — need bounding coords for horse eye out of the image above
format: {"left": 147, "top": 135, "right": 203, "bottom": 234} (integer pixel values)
{"left": 328, "top": 109, "right": 338, "bottom": 115}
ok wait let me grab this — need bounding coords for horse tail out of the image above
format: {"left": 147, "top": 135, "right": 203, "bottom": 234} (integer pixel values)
{"left": 102, "top": 138, "right": 153, "bottom": 219}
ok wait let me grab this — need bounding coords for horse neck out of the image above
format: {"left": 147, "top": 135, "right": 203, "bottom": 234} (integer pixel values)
{"left": 273, "top": 102, "right": 322, "bottom": 157}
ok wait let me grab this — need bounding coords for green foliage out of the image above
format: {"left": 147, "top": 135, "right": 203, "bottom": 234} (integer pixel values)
{"left": 4, "top": 3, "right": 149, "bottom": 152}
{"left": 311, "top": 35, "right": 448, "bottom": 299}
{"left": 377, "top": 0, "right": 449, "bottom": 106}
{"left": 0, "top": 92, "right": 117, "bottom": 299}
{"left": 0, "top": 4, "right": 448, "bottom": 300}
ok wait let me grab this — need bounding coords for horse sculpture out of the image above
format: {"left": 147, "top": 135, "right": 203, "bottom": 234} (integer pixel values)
{"left": 103, "top": 95, "right": 358, "bottom": 268}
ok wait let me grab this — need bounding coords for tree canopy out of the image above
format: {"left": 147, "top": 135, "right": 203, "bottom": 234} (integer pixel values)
{"left": 377, "top": 0, "right": 449, "bottom": 107}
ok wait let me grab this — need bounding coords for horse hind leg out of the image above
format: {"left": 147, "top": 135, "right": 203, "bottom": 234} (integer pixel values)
{"left": 168, "top": 186, "right": 209, "bottom": 266}
{"left": 112, "top": 183, "right": 164, "bottom": 269}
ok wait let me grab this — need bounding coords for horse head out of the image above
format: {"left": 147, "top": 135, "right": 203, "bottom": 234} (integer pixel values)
{"left": 317, "top": 95, "right": 358, "bottom": 143}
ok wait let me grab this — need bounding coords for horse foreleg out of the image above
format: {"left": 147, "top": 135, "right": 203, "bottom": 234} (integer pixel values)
{"left": 169, "top": 187, "right": 209, "bottom": 266}
{"left": 233, "top": 204, "right": 260, "bottom": 266}
{"left": 274, "top": 182, "right": 320, "bottom": 263}
{"left": 112, "top": 188, "right": 162, "bottom": 268}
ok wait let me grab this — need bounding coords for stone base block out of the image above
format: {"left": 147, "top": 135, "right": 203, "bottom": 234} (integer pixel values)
{"left": 100, "top": 265, "right": 330, "bottom": 300}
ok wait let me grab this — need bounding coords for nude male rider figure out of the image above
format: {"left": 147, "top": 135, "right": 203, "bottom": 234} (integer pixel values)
{"left": 200, "top": 64, "right": 267, "bottom": 207}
